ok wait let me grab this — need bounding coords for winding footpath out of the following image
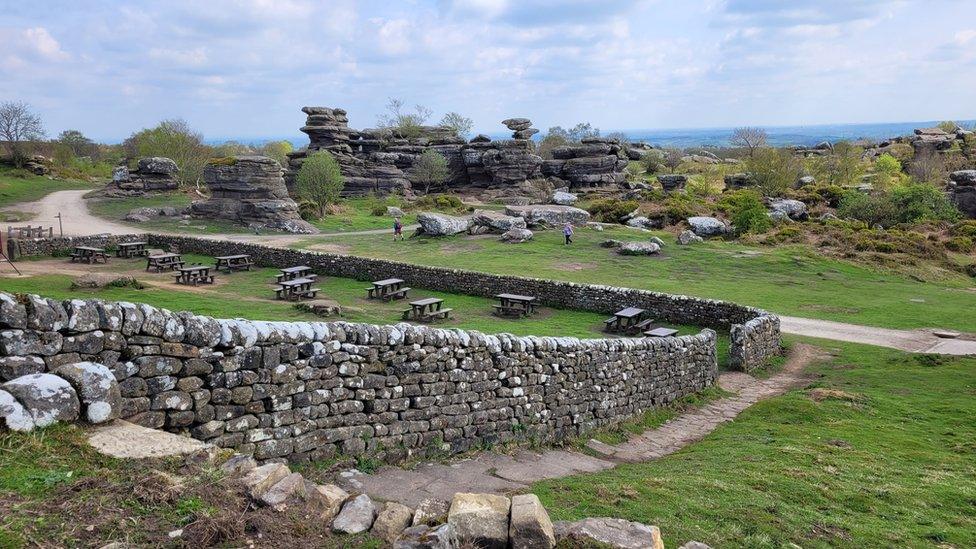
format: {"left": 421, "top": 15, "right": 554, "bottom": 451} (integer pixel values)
{"left": 340, "top": 344, "right": 829, "bottom": 506}
{"left": 8, "top": 190, "right": 976, "bottom": 356}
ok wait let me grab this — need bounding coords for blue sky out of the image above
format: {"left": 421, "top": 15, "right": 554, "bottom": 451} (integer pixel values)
{"left": 1, "top": 0, "right": 974, "bottom": 142}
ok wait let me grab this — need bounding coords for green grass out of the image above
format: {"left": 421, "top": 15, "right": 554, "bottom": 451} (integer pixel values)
{"left": 0, "top": 168, "right": 98, "bottom": 210}
{"left": 290, "top": 227, "right": 976, "bottom": 333}
{"left": 1, "top": 255, "right": 728, "bottom": 365}
{"left": 311, "top": 197, "right": 417, "bottom": 233}
{"left": 532, "top": 338, "right": 976, "bottom": 548}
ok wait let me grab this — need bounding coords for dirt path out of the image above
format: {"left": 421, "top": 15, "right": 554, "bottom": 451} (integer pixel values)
{"left": 338, "top": 344, "right": 829, "bottom": 507}
{"left": 11, "top": 191, "right": 976, "bottom": 356}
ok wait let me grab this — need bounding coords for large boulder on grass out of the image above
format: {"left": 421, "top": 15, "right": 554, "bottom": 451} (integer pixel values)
{"left": 504, "top": 205, "right": 590, "bottom": 227}
{"left": 618, "top": 242, "right": 661, "bottom": 256}
{"left": 416, "top": 212, "right": 472, "bottom": 236}
{"left": 550, "top": 188, "right": 578, "bottom": 206}
{"left": 471, "top": 210, "right": 526, "bottom": 233}
{"left": 500, "top": 228, "right": 534, "bottom": 243}
{"left": 687, "top": 216, "right": 728, "bottom": 237}
{"left": 553, "top": 518, "right": 664, "bottom": 549}
{"left": 769, "top": 199, "right": 808, "bottom": 221}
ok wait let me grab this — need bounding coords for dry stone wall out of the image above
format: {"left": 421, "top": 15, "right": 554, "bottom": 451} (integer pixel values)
{"left": 0, "top": 291, "right": 717, "bottom": 464}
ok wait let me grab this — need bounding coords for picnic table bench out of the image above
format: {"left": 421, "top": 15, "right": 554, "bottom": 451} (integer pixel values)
{"left": 146, "top": 253, "right": 185, "bottom": 272}
{"left": 275, "top": 265, "right": 317, "bottom": 283}
{"left": 214, "top": 254, "right": 254, "bottom": 273}
{"left": 275, "top": 277, "right": 321, "bottom": 301}
{"left": 402, "top": 297, "right": 452, "bottom": 322}
{"left": 70, "top": 246, "right": 108, "bottom": 264}
{"left": 116, "top": 241, "right": 149, "bottom": 258}
{"left": 173, "top": 265, "right": 215, "bottom": 286}
{"left": 644, "top": 327, "right": 679, "bottom": 338}
{"left": 493, "top": 293, "right": 538, "bottom": 317}
{"left": 367, "top": 278, "right": 411, "bottom": 301}
{"left": 604, "top": 307, "right": 654, "bottom": 335}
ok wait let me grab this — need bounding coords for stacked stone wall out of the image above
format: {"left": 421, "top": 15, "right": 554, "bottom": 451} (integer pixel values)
{"left": 0, "top": 292, "right": 716, "bottom": 463}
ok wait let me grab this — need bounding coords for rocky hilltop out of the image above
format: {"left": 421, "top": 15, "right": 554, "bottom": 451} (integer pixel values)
{"left": 284, "top": 106, "right": 632, "bottom": 197}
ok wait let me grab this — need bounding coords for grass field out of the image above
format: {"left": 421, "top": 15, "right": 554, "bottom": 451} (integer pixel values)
{"left": 311, "top": 197, "right": 418, "bottom": 233}
{"left": 1, "top": 255, "right": 727, "bottom": 362}
{"left": 85, "top": 193, "right": 249, "bottom": 235}
{"left": 0, "top": 168, "right": 98, "bottom": 215}
{"left": 534, "top": 338, "right": 976, "bottom": 548}
{"left": 291, "top": 227, "right": 976, "bottom": 333}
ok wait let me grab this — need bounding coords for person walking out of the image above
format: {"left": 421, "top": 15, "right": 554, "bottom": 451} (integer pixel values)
{"left": 563, "top": 222, "right": 574, "bottom": 245}
{"left": 393, "top": 217, "right": 404, "bottom": 241}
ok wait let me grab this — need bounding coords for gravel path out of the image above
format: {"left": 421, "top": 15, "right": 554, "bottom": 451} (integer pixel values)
{"left": 339, "top": 344, "right": 828, "bottom": 507}
{"left": 12, "top": 191, "right": 976, "bottom": 356}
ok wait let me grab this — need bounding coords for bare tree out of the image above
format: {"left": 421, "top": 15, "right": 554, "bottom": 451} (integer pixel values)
{"left": 377, "top": 98, "right": 433, "bottom": 139}
{"left": 439, "top": 112, "right": 473, "bottom": 138}
{"left": 729, "top": 127, "right": 768, "bottom": 157}
{"left": 0, "top": 101, "right": 45, "bottom": 167}
{"left": 663, "top": 147, "right": 683, "bottom": 173}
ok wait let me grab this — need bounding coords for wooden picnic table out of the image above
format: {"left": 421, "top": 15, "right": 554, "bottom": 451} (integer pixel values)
{"left": 644, "top": 327, "right": 679, "bottom": 338}
{"left": 146, "top": 253, "right": 185, "bottom": 272}
{"left": 70, "top": 246, "right": 108, "bottom": 264}
{"left": 276, "top": 265, "right": 316, "bottom": 283}
{"left": 174, "top": 265, "right": 215, "bottom": 286}
{"left": 367, "top": 278, "right": 411, "bottom": 301}
{"left": 604, "top": 307, "right": 653, "bottom": 334}
{"left": 493, "top": 293, "right": 537, "bottom": 317}
{"left": 402, "top": 297, "right": 452, "bottom": 322}
{"left": 215, "top": 254, "right": 254, "bottom": 273}
{"left": 275, "top": 277, "right": 320, "bottom": 301}
{"left": 116, "top": 241, "right": 149, "bottom": 258}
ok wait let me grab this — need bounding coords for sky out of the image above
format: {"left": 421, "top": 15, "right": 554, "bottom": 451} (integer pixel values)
{"left": 1, "top": 0, "right": 974, "bottom": 143}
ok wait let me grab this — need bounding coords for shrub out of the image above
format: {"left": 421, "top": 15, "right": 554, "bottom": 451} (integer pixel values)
{"left": 810, "top": 141, "right": 865, "bottom": 187}
{"left": 837, "top": 191, "right": 898, "bottom": 228}
{"left": 946, "top": 236, "right": 974, "bottom": 253}
{"left": 890, "top": 183, "right": 960, "bottom": 224}
{"left": 586, "top": 198, "right": 639, "bottom": 223}
{"left": 295, "top": 151, "right": 344, "bottom": 217}
{"left": 950, "top": 220, "right": 976, "bottom": 238}
{"left": 744, "top": 148, "right": 802, "bottom": 197}
{"left": 719, "top": 190, "right": 771, "bottom": 234}
{"left": 966, "top": 264, "right": 976, "bottom": 278}
{"left": 414, "top": 193, "right": 464, "bottom": 212}
{"left": 686, "top": 176, "right": 718, "bottom": 198}
{"left": 875, "top": 153, "right": 902, "bottom": 177}
{"left": 370, "top": 204, "right": 387, "bottom": 217}
{"left": 297, "top": 200, "right": 320, "bottom": 222}
{"left": 662, "top": 194, "right": 706, "bottom": 223}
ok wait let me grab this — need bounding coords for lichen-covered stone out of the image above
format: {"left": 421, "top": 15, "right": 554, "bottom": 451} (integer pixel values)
{"left": 372, "top": 502, "right": 414, "bottom": 542}
{"left": 2, "top": 373, "right": 80, "bottom": 428}
{"left": 53, "top": 362, "right": 121, "bottom": 424}
{"left": 448, "top": 493, "right": 511, "bottom": 549}
{"left": 333, "top": 494, "right": 377, "bottom": 534}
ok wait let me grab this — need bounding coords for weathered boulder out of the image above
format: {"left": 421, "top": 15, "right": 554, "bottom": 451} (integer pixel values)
{"left": 372, "top": 502, "right": 414, "bottom": 542}
{"left": 626, "top": 216, "right": 654, "bottom": 230}
{"left": 71, "top": 274, "right": 138, "bottom": 290}
{"left": 618, "top": 242, "right": 661, "bottom": 256}
{"left": 0, "top": 356, "right": 45, "bottom": 381}
{"left": 500, "top": 228, "right": 534, "bottom": 243}
{"left": 0, "top": 388, "right": 34, "bottom": 431}
{"left": 502, "top": 118, "right": 533, "bottom": 132}
{"left": 687, "top": 216, "right": 728, "bottom": 237}
{"left": 52, "top": 362, "right": 120, "bottom": 424}
{"left": 123, "top": 213, "right": 151, "bottom": 223}
{"left": 412, "top": 499, "right": 450, "bottom": 526}
{"left": 108, "top": 157, "right": 179, "bottom": 193}
{"left": 679, "top": 542, "right": 713, "bottom": 549}
{"left": 769, "top": 199, "right": 808, "bottom": 221}
{"left": 447, "top": 493, "right": 511, "bottom": 549}
{"left": 504, "top": 205, "right": 590, "bottom": 227}
{"left": 242, "top": 463, "right": 291, "bottom": 500}
{"left": 796, "top": 175, "right": 816, "bottom": 187}
{"left": 311, "top": 483, "right": 349, "bottom": 521}
{"left": 553, "top": 518, "right": 664, "bottom": 549}
{"left": 296, "top": 299, "right": 342, "bottom": 317}
{"left": 950, "top": 170, "right": 976, "bottom": 186}
{"left": 416, "top": 212, "right": 472, "bottom": 236}
{"left": 724, "top": 173, "right": 755, "bottom": 190}
{"left": 2, "top": 373, "right": 80, "bottom": 428}
{"left": 471, "top": 210, "right": 526, "bottom": 233}
{"left": 333, "top": 494, "right": 378, "bottom": 534}
{"left": 387, "top": 206, "right": 406, "bottom": 217}
{"left": 191, "top": 156, "right": 319, "bottom": 234}
{"left": 259, "top": 472, "right": 307, "bottom": 510}
{"left": 550, "top": 189, "right": 578, "bottom": 205}
{"left": 657, "top": 174, "right": 688, "bottom": 192}
{"left": 395, "top": 523, "right": 458, "bottom": 549}
{"left": 509, "top": 494, "right": 556, "bottom": 549}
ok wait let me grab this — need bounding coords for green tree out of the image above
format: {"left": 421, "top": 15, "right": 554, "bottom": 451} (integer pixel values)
{"left": 439, "top": 112, "right": 473, "bottom": 138}
{"left": 812, "top": 141, "right": 865, "bottom": 186}
{"left": 411, "top": 149, "right": 450, "bottom": 195}
{"left": 123, "top": 119, "right": 209, "bottom": 186}
{"left": 537, "top": 133, "right": 568, "bottom": 160}
{"left": 745, "top": 148, "right": 802, "bottom": 196}
{"left": 296, "top": 151, "right": 344, "bottom": 217}
{"left": 57, "top": 130, "right": 97, "bottom": 158}
{"left": 257, "top": 140, "right": 293, "bottom": 166}
{"left": 874, "top": 153, "right": 902, "bottom": 189}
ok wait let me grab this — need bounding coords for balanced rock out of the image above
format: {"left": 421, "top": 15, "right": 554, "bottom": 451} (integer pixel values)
{"left": 2, "top": 373, "right": 80, "bottom": 428}
{"left": 553, "top": 518, "right": 664, "bottom": 549}
{"left": 502, "top": 118, "right": 533, "bottom": 132}
{"left": 687, "top": 216, "right": 728, "bottom": 237}
{"left": 190, "top": 156, "right": 318, "bottom": 234}
{"left": 416, "top": 212, "right": 472, "bottom": 236}
{"left": 447, "top": 493, "right": 511, "bottom": 549}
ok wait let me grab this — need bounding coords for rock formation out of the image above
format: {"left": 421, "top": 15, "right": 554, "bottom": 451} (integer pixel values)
{"left": 103, "top": 157, "right": 179, "bottom": 196}
{"left": 190, "top": 156, "right": 319, "bottom": 234}
{"left": 949, "top": 170, "right": 976, "bottom": 218}
{"left": 284, "top": 107, "right": 629, "bottom": 197}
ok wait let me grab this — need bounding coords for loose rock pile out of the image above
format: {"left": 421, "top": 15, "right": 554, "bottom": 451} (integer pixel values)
{"left": 190, "top": 156, "right": 319, "bottom": 234}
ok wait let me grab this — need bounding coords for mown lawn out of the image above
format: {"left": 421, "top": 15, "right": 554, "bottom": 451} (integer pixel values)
{"left": 290, "top": 227, "right": 976, "bottom": 333}
{"left": 0, "top": 168, "right": 98, "bottom": 212}
{"left": 1, "top": 255, "right": 726, "bottom": 363}
{"left": 311, "top": 197, "right": 418, "bottom": 233}
{"left": 533, "top": 338, "right": 976, "bottom": 548}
